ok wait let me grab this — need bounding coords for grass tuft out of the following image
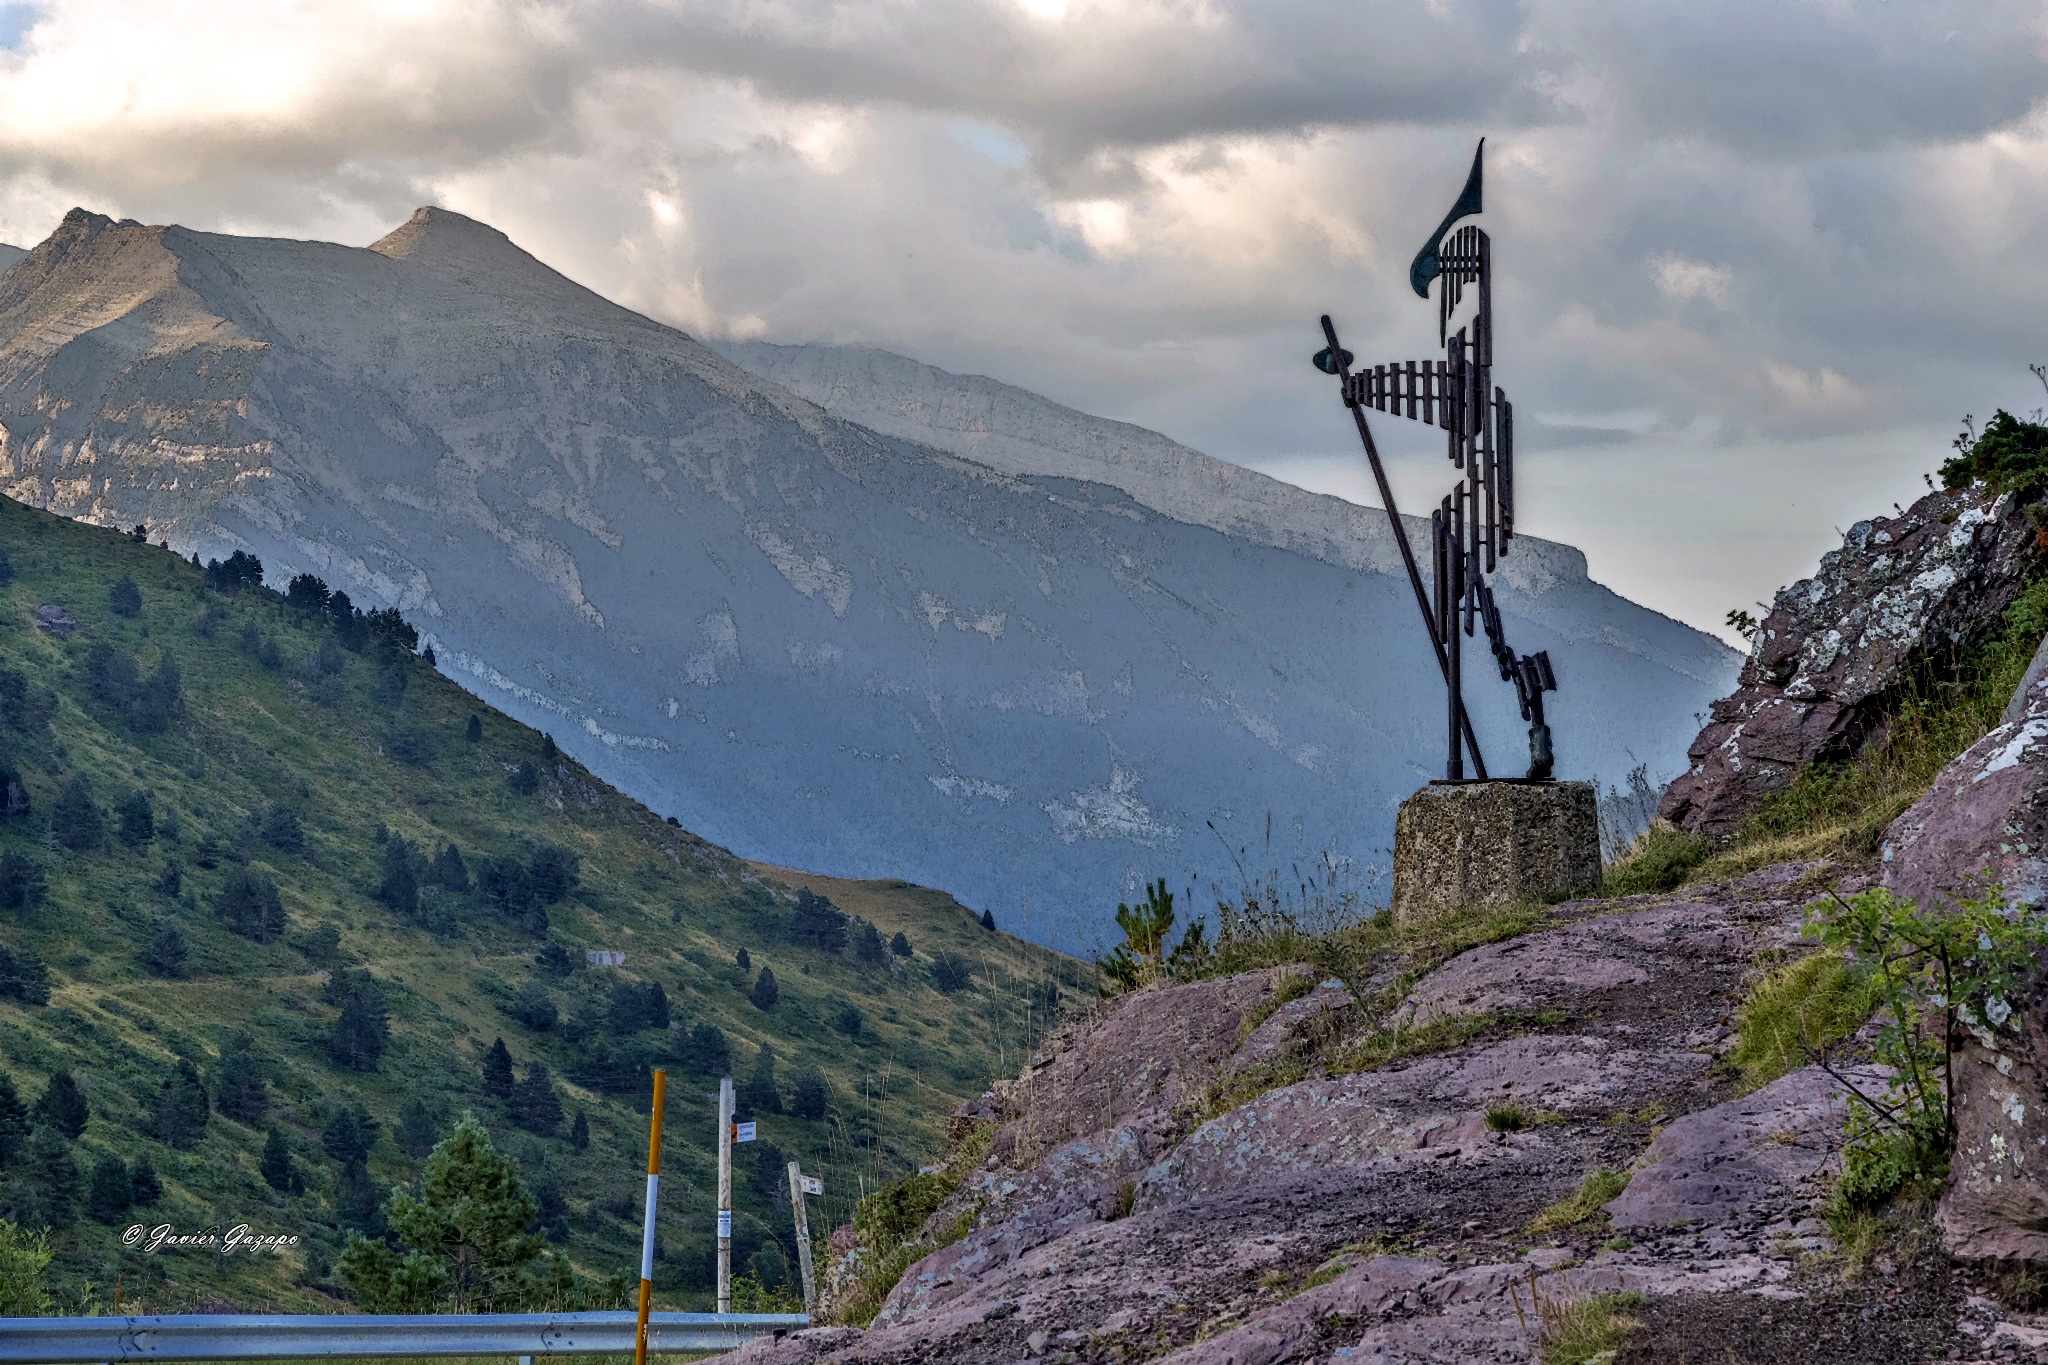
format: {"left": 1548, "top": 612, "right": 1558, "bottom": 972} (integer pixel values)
{"left": 1600, "top": 823, "right": 1707, "bottom": 897}
{"left": 1525, "top": 1168, "right": 1630, "bottom": 1235}
{"left": 1532, "top": 1287, "right": 1645, "bottom": 1365}
{"left": 1725, "top": 951, "right": 1877, "bottom": 1094}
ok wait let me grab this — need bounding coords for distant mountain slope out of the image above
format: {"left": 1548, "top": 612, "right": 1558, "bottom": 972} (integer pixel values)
{"left": 716, "top": 340, "right": 1739, "bottom": 686}
{"left": 0, "top": 209, "right": 1736, "bottom": 943}
{"left": 0, "top": 498, "right": 1078, "bottom": 1308}
{"left": 0, "top": 244, "right": 22, "bottom": 275}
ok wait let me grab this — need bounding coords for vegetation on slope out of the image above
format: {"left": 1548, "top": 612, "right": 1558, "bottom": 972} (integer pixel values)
{"left": 0, "top": 496, "right": 1087, "bottom": 1311}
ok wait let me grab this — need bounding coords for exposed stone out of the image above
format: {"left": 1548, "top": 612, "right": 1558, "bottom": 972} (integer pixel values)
{"left": 1872, "top": 637, "right": 2048, "bottom": 1266}
{"left": 1883, "top": 646, "right": 2048, "bottom": 909}
{"left": 1661, "top": 483, "right": 2039, "bottom": 841}
{"left": 1146, "top": 1035, "right": 1702, "bottom": 1208}
{"left": 1604, "top": 1065, "right": 1872, "bottom": 1229}
{"left": 1390, "top": 780, "right": 1599, "bottom": 921}
{"left": 32, "top": 604, "right": 73, "bottom": 635}
{"left": 1941, "top": 1031, "right": 2048, "bottom": 1264}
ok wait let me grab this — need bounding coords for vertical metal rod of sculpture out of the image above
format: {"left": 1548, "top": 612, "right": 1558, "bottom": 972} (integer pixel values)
{"left": 1313, "top": 140, "right": 1560, "bottom": 782}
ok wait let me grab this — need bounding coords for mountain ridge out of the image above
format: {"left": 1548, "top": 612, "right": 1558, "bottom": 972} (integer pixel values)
{"left": 0, "top": 207, "right": 1738, "bottom": 942}
{"left": 714, "top": 338, "right": 1738, "bottom": 688}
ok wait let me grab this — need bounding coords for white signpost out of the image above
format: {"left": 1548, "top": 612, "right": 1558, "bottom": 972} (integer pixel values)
{"left": 785, "top": 1162, "right": 821, "bottom": 1315}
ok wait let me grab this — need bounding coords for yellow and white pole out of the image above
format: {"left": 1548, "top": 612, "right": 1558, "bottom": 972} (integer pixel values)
{"left": 634, "top": 1069, "right": 667, "bottom": 1365}
{"left": 716, "top": 1076, "right": 733, "bottom": 1313}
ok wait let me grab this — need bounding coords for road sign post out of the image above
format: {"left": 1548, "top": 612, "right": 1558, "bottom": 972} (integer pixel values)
{"left": 715, "top": 1077, "right": 733, "bottom": 1314}
{"left": 785, "top": 1163, "right": 819, "bottom": 1315}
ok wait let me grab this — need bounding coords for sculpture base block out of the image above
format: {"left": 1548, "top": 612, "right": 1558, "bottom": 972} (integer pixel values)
{"left": 1391, "top": 780, "right": 1600, "bottom": 923}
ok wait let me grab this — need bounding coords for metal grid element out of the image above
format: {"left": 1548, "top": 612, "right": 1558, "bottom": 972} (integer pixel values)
{"left": 0, "top": 1311, "right": 810, "bottom": 1363}
{"left": 1314, "top": 139, "right": 1560, "bottom": 783}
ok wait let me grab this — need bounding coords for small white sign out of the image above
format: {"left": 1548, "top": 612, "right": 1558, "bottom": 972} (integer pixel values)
{"left": 734, "top": 1122, "right": 757, "bottom": 1143}
{"left": 800, "top": 1175, "right": 823, "bottom": 1196}
{"left": 716, "top": 1211, "right": 731, "bottom": 1237}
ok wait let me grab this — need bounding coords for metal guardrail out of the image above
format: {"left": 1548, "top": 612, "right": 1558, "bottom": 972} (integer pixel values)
{"left": 0, "top": 1311, "right": 811, "bottom": 1362}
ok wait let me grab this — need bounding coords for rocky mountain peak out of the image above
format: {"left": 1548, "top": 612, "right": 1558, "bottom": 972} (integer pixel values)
{"left": 367, "top": 204, "right": 545, "bottom": 282}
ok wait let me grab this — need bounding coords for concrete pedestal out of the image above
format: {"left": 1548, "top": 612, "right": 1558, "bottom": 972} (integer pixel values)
{"left": 1391, "top": 780, "right": 1600, "bottom": 922}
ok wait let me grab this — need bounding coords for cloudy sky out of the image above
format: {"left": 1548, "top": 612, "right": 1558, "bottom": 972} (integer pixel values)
{"left": 1, "top": 0, "right": 2045, "bottom": 642}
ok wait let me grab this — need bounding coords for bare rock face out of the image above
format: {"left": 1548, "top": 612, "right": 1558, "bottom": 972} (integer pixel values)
{"left": 1883, "top": 648, "right": 2048, "bottom": 910}
{"left": 1880, "top": 645, "right": 2048, "bottom": 1263}
{"left": 1604, "top": 1065, "right": 1867, "bottom": 1229}
{"left": 1941, "top": 1029, "right": 2048, "bottom": 1264}
{"left": 777, "top": 875, "right": 1875, "bottom": 1364}
{"left": 1660, "top": 484, "right": 2037, "bottom": 841}
{"left": 1390, "top": 780, "right": 1600, "bottom": 921}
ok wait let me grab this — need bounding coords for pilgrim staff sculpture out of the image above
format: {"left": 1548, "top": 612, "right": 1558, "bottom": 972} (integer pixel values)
{"left": 1312, "top": 140, "right": 1558, "bottom": 782}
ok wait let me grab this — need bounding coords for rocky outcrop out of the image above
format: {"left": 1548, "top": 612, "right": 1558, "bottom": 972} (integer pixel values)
{"left": 1604, "top": 1064, "right": 1872, "bottom": 1230}
{"left": 754, "top": 867, "right": 1930, "bottom": 1364}
{"left": 1883, "top": 640, "right": 2048, "bottom": 910}
{"left": 1881, "top": 654, "right": 2048, "bottom": 1265}
{"left": 1660, "top": 484, "right": 2037, "bottom": 841}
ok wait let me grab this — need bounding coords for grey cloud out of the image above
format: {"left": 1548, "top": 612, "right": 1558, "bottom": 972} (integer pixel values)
{"left": 1, "top": 0, "right": 2047, "bottom": 640}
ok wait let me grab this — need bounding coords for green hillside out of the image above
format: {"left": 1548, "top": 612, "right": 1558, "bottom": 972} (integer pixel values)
{"left": 0, "top": 495, "right": 1091, "bottom": 1312}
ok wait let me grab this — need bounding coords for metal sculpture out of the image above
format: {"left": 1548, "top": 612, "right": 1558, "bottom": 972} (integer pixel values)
{"left": 1313, "top": 140, "right": 1558, "bottom": 782}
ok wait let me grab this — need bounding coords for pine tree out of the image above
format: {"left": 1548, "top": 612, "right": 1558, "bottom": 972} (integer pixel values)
{"left": 396, "top": 1098, "right": 442, "bottom": 1159}
{"left": 980, "top": 908, "right": 996, "bottom": 931}
{"left": 482, "top": 1038, "right": 515, "bottom": 1099}
{"left": 130, "top": 653, "right": 183, "bottom": 733}
{"left": 749, "top": 967, "right": 779, "bottom": 1012}
{"left": 792, "top": 1068, "right": 828, "bottom": 1121}
{"left": 788, "top": 887, "right": 847, "bottom": 952}
{"left": 145, "top": 918, "right": 187, "bottom": 977}
{"left": 432, "top": 843, "right": 469, "bottom": 893}
{"left": 378, "top": 838, "right": 418, "bottom": 913}
{"left": 0, "top": 1073, "right": 29, "bottom": 1163}
{"left": 214, "top": 1032, "right": 266, "bottom": 1123}
{"left": 260, "top": 1128, "right": 295, "bottom": 1192}
{"left": 152, "top": 1058, "right": 209, "bottom": 1149}
{"left": 285, "top": 573, "right": 331, "bottom": 613}
{"left": 681, "top": 1022, "right": 730, "bottom": 1074}
{"left": 569, "top": 1110, "right": 589, "bottom": 1151}
{"left": 851, "top": 920, "right": 889, "bottom": 968}
{"left": 740, "top": 1046, "right": 782, "bottom": 1115}
{"left": 930, "top": 951, "right": 974, "bottom": 994}
{"left": 511, "top": 1065, "right": 563, "bottom": 1135}
{"left": 50, "top": 775, "right": 102, "bottom": 851}
{"left": 108, "top": 575, "right": 141, "bottom": 618}
{"left": 155, "top": 860, "right": 181, "bottom": 898}
{"left": 260, "top": 803, "right": 303, "bottom": 852}
{"left": 890, "top": 931, "right": 913, "bottom": 958}
{"left": 34, "top": 1072, "right": 87, "bottom": 1139}
{"left": 217, "top": 867, "right": 285, "bottom": 943}
{"left": 23, "top": 1127, "right": 80, "bottom": 1227}
{"left": 128, "top": 1155, "right": 162, "bottom": 1206}
{"left": 735, "top": 947, "right": 751, "bottom": 971}
{"left": 541, "top": 734, "right": 557, "bottom": 764}
{"left": 0, "top": 853, "right": 45, "bottom": 913}
{"left": 329, "top": 983, "right": 390, "bottom": 1072}
{"left": 115, "top": 790, "right": 154, "bottom": 847}
{"left": 465, "top": 715, "right": 482, "bottom": 743}
{"left": 335, "top": 1160, "right": 386, "bottom": 1236}
{"left": 323, "top": 1108, "right": 369, "bottom": 1165}
{"left": 0, "top": 947, "right": 48, "bottom": 1006}
{"left": 339, "top": 1114, "right": 543, "bottom": 1313}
